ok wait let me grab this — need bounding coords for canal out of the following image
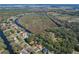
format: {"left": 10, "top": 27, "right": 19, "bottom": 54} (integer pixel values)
{"left": 0, "top": 30, "right": 14, "bottom": 54}
{"left": 15, "top": 19, "right": 32, "bottom": 33}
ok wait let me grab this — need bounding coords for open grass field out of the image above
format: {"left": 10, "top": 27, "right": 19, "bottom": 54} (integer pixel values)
{"left": 47, "top": 11, "right": 79, "bottom": 21}
{"left": 19, "top": 12, "right": 57, "bottom": 34}
{"left": 0, "top": 8, "right": 30, "bottom": 22}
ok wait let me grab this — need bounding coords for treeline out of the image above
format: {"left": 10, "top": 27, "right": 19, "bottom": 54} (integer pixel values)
{"left": 25, "top": 27, "right": 78, "bottom": 54}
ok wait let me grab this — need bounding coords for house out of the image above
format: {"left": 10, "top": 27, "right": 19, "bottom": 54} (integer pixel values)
{"left": 20, "top": 32, "right": 29, "bottom": 39}
{"left": 20, "top": 47, "right": 33, "bottom": 54}
{"left": 13, "top": 37, "right": 19, "bottom": 43}
{"left": 42, "top": 47, "right": 49, "bottom": 54}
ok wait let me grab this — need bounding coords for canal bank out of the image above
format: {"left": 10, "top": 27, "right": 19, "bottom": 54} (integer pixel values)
{"left": 15, "top": 19, "right": 32, "bottom": 33}
{"left": 0, "top": 30, "right": 14, "bottom": 54}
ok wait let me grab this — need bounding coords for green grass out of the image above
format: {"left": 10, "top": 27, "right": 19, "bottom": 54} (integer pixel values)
{"left": 19, "top": 12, "right": 57, "bottom": 34}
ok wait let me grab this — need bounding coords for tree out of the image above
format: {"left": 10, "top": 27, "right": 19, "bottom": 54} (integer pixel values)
{"left": 41, "top": 27, "right": 78, "bottom": 53}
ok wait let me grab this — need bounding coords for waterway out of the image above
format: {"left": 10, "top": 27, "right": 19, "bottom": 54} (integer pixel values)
{"left": 15, "top": 19, "right": 32, "bottom": 33}
{"left": 0, "top": 30, "right": 14, "bottom": 54}
{"left": 0, "top": 15, "right": 31, "bottom": 54}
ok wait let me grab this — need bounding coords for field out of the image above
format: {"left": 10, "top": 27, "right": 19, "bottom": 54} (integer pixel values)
{"left": 47, "top": 9, "right": 79, "bottom": 22}
{"left": 0, "top": 4, "right": 79, "bottom": 54}
{"left": 19, "top": 12, "right": 57, "bottom": 34}
{"left": 0, "top": 8, "right": 31, "bottom": 22}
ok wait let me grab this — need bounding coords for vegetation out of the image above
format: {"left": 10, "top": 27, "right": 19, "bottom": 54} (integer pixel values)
{"left": 44, "top": 27, "right": 78, "bottom": 53}
{"left": 0, "top": 5, "right": 79, "bottom": 54}
{"left": 0, "top": 37, "right": 9, "bottom": 54}
{"left": 19, "top": 12, "right": 57, "bottom": 34}
{"left": 27, "top": 27, "right": 78, "bottom": 53}
{"left": 69, "top": 22, "right": 79, "bottom": 41}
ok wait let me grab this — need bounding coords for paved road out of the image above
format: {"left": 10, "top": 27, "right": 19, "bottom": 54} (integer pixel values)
{"left": 45, "top": 13, "right": 65, "bottom": 27}
{"left": 45, "top": 13, "right": 71, "bottom": 28}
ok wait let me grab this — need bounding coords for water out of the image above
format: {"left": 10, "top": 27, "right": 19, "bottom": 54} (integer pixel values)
{"left": 0, "top": 30, "right": 14, "bottom": 54}
{"left": 15, "top": 19, "right": 32, "bottom": 33}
